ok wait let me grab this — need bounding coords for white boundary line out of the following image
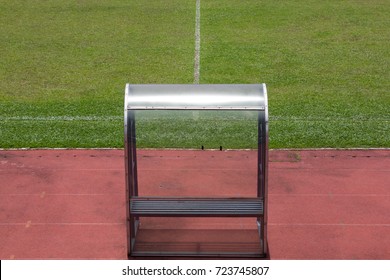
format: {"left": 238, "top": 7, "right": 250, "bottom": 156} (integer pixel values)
{"left": 0, "top": 147, "right": 389, "bottom": 151}
{"left": 0, "top": 115, "right": 388, "bottom": 122}
{"left": 269, "top": 223, "right": 390, "bottom": 227}
{"left": 0, "top": 116, "right": 122, "bottom": 121}
{"left": 0, "top": 148, "right": 122, "bottom": 151}
{"left": 194, "top": 0, "right": 201, "bottom": 84}
{"left": 0, "top": 222, "right": 124, "bottom": 226}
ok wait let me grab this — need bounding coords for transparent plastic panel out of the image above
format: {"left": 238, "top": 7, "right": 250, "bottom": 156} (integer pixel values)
{"left": 134, "top": 110, "right": 259, "bottom": 198}
{"left": 135, "top": 110, "right": 258, "bottom": 149}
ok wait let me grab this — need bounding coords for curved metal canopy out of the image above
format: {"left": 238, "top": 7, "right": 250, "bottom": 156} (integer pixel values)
{"left": 125, "top": 84, "right": 267, "bottom": 110}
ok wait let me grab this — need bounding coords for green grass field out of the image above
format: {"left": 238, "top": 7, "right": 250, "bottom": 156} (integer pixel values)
{"left": 0, "top": 0, "right": 389, "bottom": 148}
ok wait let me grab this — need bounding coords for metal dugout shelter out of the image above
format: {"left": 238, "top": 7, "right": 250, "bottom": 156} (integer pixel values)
{"left": 125, "top": 84, "right": 268, "bottom": 258}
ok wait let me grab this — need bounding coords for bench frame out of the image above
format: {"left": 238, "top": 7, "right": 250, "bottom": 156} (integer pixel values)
{"left": 125, "top": 84, "right": 268, "bottom": 258}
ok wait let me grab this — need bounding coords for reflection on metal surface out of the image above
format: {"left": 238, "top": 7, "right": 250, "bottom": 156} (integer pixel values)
{"left": 126, "top": 84, "right": 267, "bottom": 110}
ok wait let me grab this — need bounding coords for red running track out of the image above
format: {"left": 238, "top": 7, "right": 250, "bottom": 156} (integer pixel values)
{"left": 0, "top": 149, "right": 389, "bottom": 259}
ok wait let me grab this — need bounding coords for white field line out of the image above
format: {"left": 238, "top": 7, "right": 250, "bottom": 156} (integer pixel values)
{"left": 0, "top": 193, "right": 122, "bottom": 196}
{"left": 271, "top": 116, "right": 390, "bottom": 122}
{"left": 1, "top": 147, "right": 389, "bottom": 151}
{"left": 269, "top": 193, "right": 390, "bottom": 197}
{"left": 0, "top": 222, "right": 124, "bottom": 226}
{"left": 0, "top": 116, "right": 122, "bottom": 121}
{"left": 269, "top": 223, "right": 390, "bottom": 227}
{"left": 194, "top": 0, "right": 201, "bottom": 84}
{"left": 0, "top": 115, "right": 389, "bottom": 122}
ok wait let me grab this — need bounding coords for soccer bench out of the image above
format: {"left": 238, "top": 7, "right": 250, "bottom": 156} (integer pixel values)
{"left": 125, "top": 84, "right": 269, "bottom": 258}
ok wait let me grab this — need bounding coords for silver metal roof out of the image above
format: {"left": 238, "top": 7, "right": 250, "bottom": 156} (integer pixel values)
{"left": 125, "top": 84, "right": 267, "bottom": 110}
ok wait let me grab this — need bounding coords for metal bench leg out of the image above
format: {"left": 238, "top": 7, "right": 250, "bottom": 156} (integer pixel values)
{"left": 126, "top": 109, "right": 139, "bottom": 257}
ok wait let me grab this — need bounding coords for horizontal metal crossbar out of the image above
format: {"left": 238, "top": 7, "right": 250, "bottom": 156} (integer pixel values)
{"left": 130, "top": 197, "right": 263, "bottom": 217}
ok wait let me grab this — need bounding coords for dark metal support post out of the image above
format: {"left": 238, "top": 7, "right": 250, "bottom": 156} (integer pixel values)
{"left": 126, "top": 110, "right": 139, "bottom": 256}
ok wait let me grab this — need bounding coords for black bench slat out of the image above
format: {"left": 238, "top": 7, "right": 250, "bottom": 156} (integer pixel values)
{"left": 130, "top": 197, "right": 263, "bottom": 217}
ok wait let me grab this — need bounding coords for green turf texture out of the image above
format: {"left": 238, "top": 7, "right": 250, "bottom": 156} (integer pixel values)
{"left": 0, "top": 0, "right": 389, "bottom": 148}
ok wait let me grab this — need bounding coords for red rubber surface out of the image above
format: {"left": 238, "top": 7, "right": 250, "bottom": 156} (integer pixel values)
{"left": 0, "top": 149, "right": 389, "bottom": 259}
